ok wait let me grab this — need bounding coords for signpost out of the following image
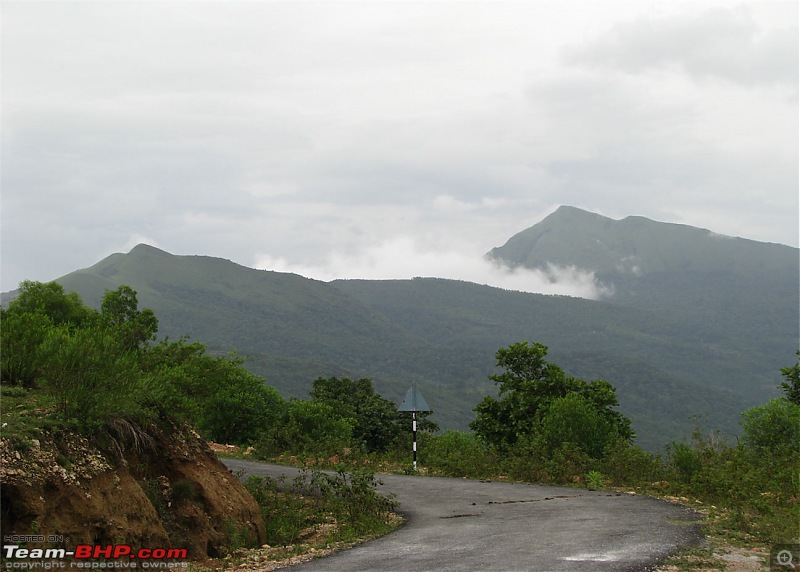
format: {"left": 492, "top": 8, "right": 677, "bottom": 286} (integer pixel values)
{"left": 398, "top": 382, "right": 431, "bottom": 471}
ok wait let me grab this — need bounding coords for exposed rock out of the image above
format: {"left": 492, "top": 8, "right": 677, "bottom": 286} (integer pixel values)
{"left": 0, "top": 424, "right": 265, "bottom": 559}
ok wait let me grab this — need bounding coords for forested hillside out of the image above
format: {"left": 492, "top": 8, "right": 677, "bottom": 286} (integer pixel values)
{"left": 2, "top": 208, "right": 796, "bottom": 450}
{"left": 488, "top": 206, "right": 798, "bottom": 392}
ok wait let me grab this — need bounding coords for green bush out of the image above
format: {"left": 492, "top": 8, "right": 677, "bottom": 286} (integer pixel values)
{"left": 544, "top": 442, "right": 592, "bottom": 483}
{"left": 39, "top": 325, "right": 155, "bottom": 428}
{"left": 586, "top": 470, "right": 604, "bottom": 490}
{"left": 244, "top": 474, "right": 310, "bottom": 546}
{"left": 600, "top": 438, "right": 664, "bottom": 487}
{"left": 421, "top": 431, "right": 495, "bottom": 478}
{"left": 200, "top": 369, "right": 285, "bottom": 445}
{"left": 741, "top": 397, "right": 800, "bottom": 453}
{"left": 310, "top": 377, "right": 405, "bottom": 454}
{"left": 310, "top": 468, "right": 398, "bottom": 537}
{"left": 539, "top": 393, "right": 619, "bottom": 459}
{"left": 666, "top": 441, "right": 702, "bottom": 485}
{"left": 245, "top": 468, "right": 398, "bottom": 545}
{"left": 255, "top": 400, "right": 354, "bottom": 458}
{"left": 171, "top": 479, "right": 197, "bottom": 506}
{"left": 0, "top": 310, "right": 51, "bottom": 387}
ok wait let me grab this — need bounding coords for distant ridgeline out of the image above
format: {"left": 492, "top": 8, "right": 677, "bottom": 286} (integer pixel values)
{"left": 3, "top": 206, "right": 797, "bottom": 450}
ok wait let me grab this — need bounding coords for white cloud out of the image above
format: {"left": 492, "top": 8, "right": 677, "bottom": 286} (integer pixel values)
{"left": 255, "top": 235, "right": 611, "bottom": 300}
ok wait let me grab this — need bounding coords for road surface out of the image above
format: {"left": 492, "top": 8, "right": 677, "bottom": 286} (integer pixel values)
{"left": 223, "top": 459, "right": 702, "bottom": 571}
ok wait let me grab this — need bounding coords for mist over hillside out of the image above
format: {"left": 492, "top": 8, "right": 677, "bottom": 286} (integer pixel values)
{"left": 3, "top": 207, "right": 796, "bottom": 450}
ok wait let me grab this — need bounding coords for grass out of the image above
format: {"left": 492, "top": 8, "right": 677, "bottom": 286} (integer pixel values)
{"left": 0, "top": 385, "right": 62, "bottom": 449}
{"left": 189, "top": 467, "right": 404, "bottom": 571}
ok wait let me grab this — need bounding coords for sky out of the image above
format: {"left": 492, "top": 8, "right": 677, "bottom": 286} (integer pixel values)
{"left": 2, "top": 1, "right": 798, "bottom": 298}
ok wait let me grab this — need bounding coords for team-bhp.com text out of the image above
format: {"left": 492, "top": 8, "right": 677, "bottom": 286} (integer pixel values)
{"left": 3, "top": 545, "right": 188, "bottom": 569}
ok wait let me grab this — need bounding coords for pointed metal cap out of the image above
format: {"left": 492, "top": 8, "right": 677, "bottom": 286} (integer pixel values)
{"left": 399, "top": 382, "right": 430, "bottom": 412}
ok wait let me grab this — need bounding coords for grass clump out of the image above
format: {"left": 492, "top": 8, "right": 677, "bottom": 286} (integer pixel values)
{"left": 244, "top": 467, "right": 399, "bottom": 548}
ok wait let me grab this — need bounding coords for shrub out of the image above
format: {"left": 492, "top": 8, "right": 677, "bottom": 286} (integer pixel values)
{"left": 600, "top": 438, "right": 664, "bottom": 487}
{"left": 666, "top": 441, "right": 702, "bottom": 485}
{"left": 544, "top": 442, "right": 592, "bottom": 483}
{"left": 255, "top": 400, "right": 354, "bottom": 458}
{"left": 39, "top": 325, "right": 155, "bottom": 428}
{"left": 586, "top": 470, "right": 604, "bottom": 490}
{"left": 310, "top": 468, "right": 398, "bottom": 537}
{"left": 741, "top": 397, "right": 800, "bottom": 453}
{"left": 421, "top": 431, "right": 495, "bottom": 478}
{"left": 171, "top": 479, "right": 197, "bottom": 506}
{"left": 539, "top": 393, "right": 619, "bottom": 459}
{"left": 244, "top": 474, "right": 310, "bottom": 547}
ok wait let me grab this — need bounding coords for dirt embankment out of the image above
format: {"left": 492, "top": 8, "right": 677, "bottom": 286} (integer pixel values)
{"left": 0, "top": 425, "right": 265, "bottom": 559}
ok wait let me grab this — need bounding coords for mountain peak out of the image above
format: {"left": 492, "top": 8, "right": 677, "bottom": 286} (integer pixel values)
{"left": 487, "top": 206, "right": 796, "bottom": 278}
{"left": 128, "top": 243, "right": 171, "bottom": 257}
{"left": 550, "top": 205, "right": 607, "bottom": 217}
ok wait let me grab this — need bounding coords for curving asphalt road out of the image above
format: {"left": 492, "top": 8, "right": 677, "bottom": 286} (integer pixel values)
{"left": 223, "top": 459, "right": 703, "bottom": 572}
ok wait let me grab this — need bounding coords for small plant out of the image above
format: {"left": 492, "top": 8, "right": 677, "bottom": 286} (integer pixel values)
{"left": 141, "top": 479, "right": 168, "bottom": 518}
{"left": 310, "top": 467, "right": 398, "bottom": 539}
{"left": 223, "top": 519, "right": 256, "bottom": 553}
{"left": 171, "top": 479, "right": 197, "bottom": 506}
{"left": 244, "top": 474, "right": 310, "bottom": 547}
{"left": 1, "top": 386, "right": 29, "bottom": 398}
{"left": 55, "top": 453, "right": 72, "bottom": 471}
{"left": 586, "top": 470, "right": 604, "bottom": 490}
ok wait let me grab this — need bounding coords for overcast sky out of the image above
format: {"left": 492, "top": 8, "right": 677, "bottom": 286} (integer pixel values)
{"left": 2, "top": 1, "right": 797, "bottom": 297}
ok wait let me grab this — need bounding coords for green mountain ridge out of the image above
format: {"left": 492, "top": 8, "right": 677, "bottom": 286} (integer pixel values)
{"left": 488, "top": 205, "right": 795, "bottom": 277}
{"left": 3, "top": 207, "right": 797, "bottom": 450}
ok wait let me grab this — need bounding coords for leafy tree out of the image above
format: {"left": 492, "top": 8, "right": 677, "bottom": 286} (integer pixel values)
{"left": 780, "top": 350, "right": 800, "bottom": 405}
{"left": 100, "top": 286, "right": 159, "bottom": 349}
{"left": 199, "top": 364, "right": 284, "bottom": 445}
{"left": 2, "top": 280, "right": 283, "bottom": 447}
{"left": 471, "top": 341, "right": 633, "bottom": 454}
{"left": 310, "top": 377, "right": 404, "bottom": 453}
{"left": 257, "top": 400, "right": 355, "bottom": 456}
{"left": 539, "top": 392, "right": 619, "bottom": 458}
{"left": 140, "top": 338, "right": 282, "bottom": 444}
{"left": 6, "top": 280, "right": 93, "bottom": 326}
{"left": 39, "top": 324, "right": 152, "bottom": 427}
{"left": 1, "top": 281, "right": 97, "bottom": 387}
{"left": 0, "top": 309, "right": 51, "bottom": 387}
{"left": 741, "top": 397, "right": 800, "bottom": 453}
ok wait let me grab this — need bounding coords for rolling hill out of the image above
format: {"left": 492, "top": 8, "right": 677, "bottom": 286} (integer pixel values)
{"left": 3, "top": 207, "right": 797, "bottom": 449}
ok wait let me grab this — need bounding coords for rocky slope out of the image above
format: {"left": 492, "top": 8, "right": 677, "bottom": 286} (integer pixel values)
{"left": 0, "top": 424, "right": 265, "bottom": 559}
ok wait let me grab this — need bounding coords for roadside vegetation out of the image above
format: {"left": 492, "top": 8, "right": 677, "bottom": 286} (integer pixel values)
{"left": 0, "top": 281, "right": 401, "bottom": 561}
{"left": 2, "top": 280, "right": 798, "bottom": 567}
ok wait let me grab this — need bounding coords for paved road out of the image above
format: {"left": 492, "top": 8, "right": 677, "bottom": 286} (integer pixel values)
{"left": 224, "top": 460, "right": 702, "bottom": 572}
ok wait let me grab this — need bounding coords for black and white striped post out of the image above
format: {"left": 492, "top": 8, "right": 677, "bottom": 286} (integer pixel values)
{"left": 399, "top": 382, "right": 431, "bottom": 472}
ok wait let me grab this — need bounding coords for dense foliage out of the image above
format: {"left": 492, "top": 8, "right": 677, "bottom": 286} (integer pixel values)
{"left": 471, "top": 341, "right": 633, "bottom": 457}
{"left": 0, "top": 281, "right": 435, "bottom": 455}
{"left": 3, "top": 280, "right": 797, "bottom": 547}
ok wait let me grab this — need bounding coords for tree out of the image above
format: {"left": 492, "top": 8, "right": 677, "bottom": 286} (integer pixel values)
{"left": 471, "top": 341, "right": 633, "bottom": 455}
{"left": 198, "top": 363, "right": 284, "bottom": 445}
{"left": 780, "top": 350, "right": 800, "bottom": 405}
{"left": 310, "top": 377, "right": 404, "bottom": 453}
{"left": 0, "top": 309, "right": 51, "bottom": 387}
{"left": 741, "top": 397, "right": 800, "bottom": 453}
{"left": 7, "top": 280, "right": 92, "bottom": 327}
{"left": 39, "top": 324, "right": 149, "bottom": 425}
{"left": 257, "top": 400, "right": 355, "bottom": 456}
{"left": 539, "top": 393, "right": 618, "bottom": 458}
{"left": 1, "top": 281, "right": 96, "bottom": 387}
{"left": 100, "top": 286, "right": 158, "bottom": 349}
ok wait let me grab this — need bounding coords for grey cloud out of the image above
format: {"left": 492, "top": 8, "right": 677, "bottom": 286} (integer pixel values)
{"left": 2, "top": 2, "right": 797, "bottom": 292}
{"left": 562, "top": 6, "right": 799, "bottom": 87}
